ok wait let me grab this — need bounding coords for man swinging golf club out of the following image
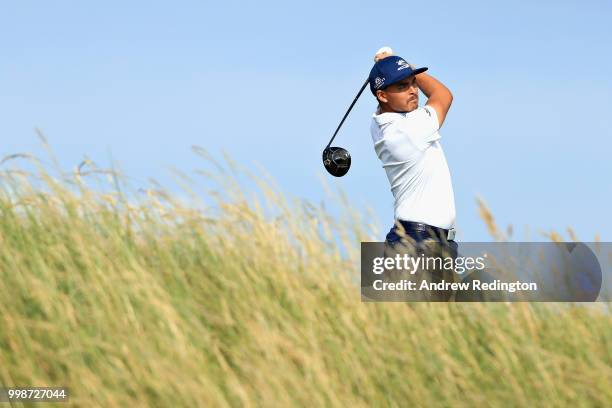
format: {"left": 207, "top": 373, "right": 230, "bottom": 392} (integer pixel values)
{"left": 370, "top": 47, "right": 458, "bottom": 300}
{"left": 370, "top": 47, "right": 456, "bottom": 245}
{"left": 322, "top": 47, "right": 457, "bottom": 243}
{"left": 322, "top": 47, "right": 458, "bottom": 300}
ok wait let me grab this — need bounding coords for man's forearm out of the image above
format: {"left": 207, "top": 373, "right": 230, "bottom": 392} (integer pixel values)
{"left": 415, "top": 72, "right": 451, "bottom": 99}
{"left": 414, "top": 71, "right": 453, "bottom": 127}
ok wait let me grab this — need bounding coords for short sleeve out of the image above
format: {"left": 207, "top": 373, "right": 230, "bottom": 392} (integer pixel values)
{"left": 393, "top": 105, "right": 440, "bottom": 151}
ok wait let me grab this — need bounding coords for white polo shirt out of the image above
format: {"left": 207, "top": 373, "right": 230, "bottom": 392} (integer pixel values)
{"left": 370, "top": 105, "right": 456, "bottom": 229}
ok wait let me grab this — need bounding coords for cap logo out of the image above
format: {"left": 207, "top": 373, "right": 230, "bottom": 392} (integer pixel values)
{"left": 396, "top": 59, "right": 411, "bottom": 71}
{"left": 374, "top": 77, "right": 385, "bottom": 89}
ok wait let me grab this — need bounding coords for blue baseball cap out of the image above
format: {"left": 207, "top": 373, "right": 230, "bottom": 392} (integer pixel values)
{"left": 368, "top": 56, "right": 428, "bottom": 95}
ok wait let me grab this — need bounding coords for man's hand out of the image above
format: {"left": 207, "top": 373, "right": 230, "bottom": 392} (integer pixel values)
{"left": 373, "top": 46, "right": 417, "bottom": 69}
{"left": 374, "top": 46, "right": 394, "bottom": 62}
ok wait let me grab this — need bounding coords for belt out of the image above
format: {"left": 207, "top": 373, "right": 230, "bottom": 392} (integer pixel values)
{"left": 396, "top": 220, "right": 456, "bottom": 241}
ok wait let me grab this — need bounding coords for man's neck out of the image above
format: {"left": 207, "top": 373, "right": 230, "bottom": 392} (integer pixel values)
{"left": 378, "top": 104, "right": 414, "bottom": 115}
{"left": 377, "top": 104, "right": 390, "bottom": 114}
{"left": 378, "top": 104, "right": 401, "bottom": 114}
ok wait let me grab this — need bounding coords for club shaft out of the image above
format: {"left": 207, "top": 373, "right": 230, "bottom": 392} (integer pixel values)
{"left": 326, "top": 78, "right": 369, "bottom": 149}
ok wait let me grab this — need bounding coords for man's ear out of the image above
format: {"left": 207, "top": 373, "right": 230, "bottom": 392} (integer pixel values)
{"left": 376, "top": 90, "right": 388, "bottom": 103}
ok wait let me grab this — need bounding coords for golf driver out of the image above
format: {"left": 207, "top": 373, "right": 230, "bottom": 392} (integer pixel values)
{"left": 322, "top": 78, "right": 368, "bottom": 177}
{"left": 323, "top": 47, "right": 394, "bottom": 177}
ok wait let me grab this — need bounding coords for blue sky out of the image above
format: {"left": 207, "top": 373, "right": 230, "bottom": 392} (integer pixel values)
{"left": 1, "top": 0, "right": 610, "bottom": 242}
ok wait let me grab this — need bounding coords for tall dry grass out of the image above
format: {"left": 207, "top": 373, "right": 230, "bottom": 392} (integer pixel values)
{"left": 0, "top": 141, "right": 610, "bottom": 407}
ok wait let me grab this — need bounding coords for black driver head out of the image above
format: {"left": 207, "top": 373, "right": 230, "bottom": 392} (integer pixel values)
{"left": 322, "top": 146, "right": 351, "bottom": 177}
